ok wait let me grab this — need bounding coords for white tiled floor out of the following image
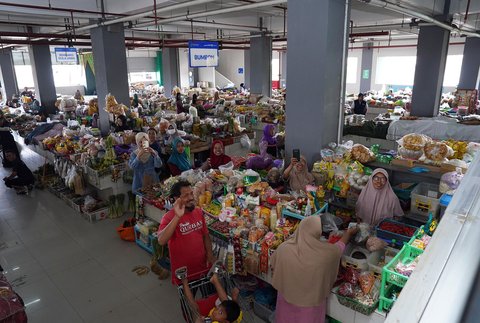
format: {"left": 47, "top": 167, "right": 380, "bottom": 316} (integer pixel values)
{"left": 0, "top": 146, "right": 263, "bottom": 323}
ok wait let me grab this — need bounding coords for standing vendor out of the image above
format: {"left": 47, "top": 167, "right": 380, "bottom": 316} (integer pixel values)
{"left": 353, "top": 93, "right": 368, "bottom": 115}
{"left": 271, "top": 216, "right": 358, "bottom": 323}
{"left": 128, "top": 132, "right": 162, "bottom": 192}
{"left": 356, "top": 168, "right": 404, "bottom": 226}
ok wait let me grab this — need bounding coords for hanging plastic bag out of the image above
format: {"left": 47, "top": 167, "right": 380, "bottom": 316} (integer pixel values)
{"left": 240, "top": 134, "right": 251, "bottom": 149}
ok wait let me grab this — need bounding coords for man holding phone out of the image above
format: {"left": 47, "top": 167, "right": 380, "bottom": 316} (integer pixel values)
{"left": 158, "top": 180, "right": 215, "bottom": 284}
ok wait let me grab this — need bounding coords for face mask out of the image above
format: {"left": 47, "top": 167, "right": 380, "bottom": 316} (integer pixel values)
{"left": 167, "top": 129, "right": 176, "bottom": 135}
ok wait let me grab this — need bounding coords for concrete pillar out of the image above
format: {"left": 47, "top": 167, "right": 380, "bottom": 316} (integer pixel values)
{"left": 244, "top": 50, "right": 250, "bottom": 89}
{"left": 360, "top": 42, "right": 373, "bottom": 93}
{"left": 280, "top": 51, "right": 287, "bottom": 88}
{"left": 411, "top": 26, "right": 450, "bottom": 117}
{"left": 250, "top": 35, "right": 272, "bottom": 96}
{"left": 91, "top": 22, "right": 130, "bottom": 135}
{"left": 458, "top": 37, "right": 480, "bottom": 90}
{"left": 162, "top": 48, "right": 179, "bottom": 95}
{"left": 29, "top": 44, "right": 57, "bottom": 109}
{"left": 285, "top": 0, "right": 350, "bottom": 163}
{"left": 198, "top": 67, "right": 216, "bottom": 88}
{"left": 0, "top": 49, "right": 18, "bottom": 101}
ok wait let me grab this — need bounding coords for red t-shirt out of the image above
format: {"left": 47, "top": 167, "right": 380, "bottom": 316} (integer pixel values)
{"left": 159, "top": 208, "right": 209, "bottom": 284}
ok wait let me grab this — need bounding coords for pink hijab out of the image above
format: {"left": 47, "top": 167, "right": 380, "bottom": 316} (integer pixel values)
{"left": 356, "top": 168, "right": 404, "bottom": 226}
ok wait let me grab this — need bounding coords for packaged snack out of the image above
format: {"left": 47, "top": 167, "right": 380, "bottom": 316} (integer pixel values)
{"left": 397, "top": 133, "right": 431, "bottom": 151}
{"left": 351, "top": 144, "right": 376, "bottom": 164}
{"left": 359, "top": 272, "right": 376, "bottom": 295}
{"left": 344, "top": 267, "right": 359, "bottom": 285}
{"left": 398, "top": 146, "right": 424, "bottom": 160}
{"left": 365, "top": 236, "right": 388, "bottom": 252}
{"left": 338, "top": 282, "right": 355, "bottom": 298}
{"left": 424, "top": 142, "right": 453, "bottom": 162}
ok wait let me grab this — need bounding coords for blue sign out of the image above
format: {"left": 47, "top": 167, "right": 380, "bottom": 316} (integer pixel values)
{"left": 54, "top": 47, "right": 77, "bottom": 64}
{"left": 238, "top": 68, "right": 244, "bottom": 74}
{"left": 188, "top": 41, "right": 219, "bottom": 68}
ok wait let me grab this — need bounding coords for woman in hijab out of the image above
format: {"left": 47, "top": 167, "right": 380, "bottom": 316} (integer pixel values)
{"left": 356, "top": 168, "right": 404, "bottom": 226}
{"left": 283, "top": 156, "right": 315, "bottom": 193}
{"left": 114, "top": 115, "right": 130, "bottom": 132}
{"left": 262, "top": 124, "right": 279, "bottom": 157}
{"left": 165, "top": 122, "right": 188, "bottom": 147}
{"left": 206, "top": 140, "right": 232, "bottom": 170}
{"left": 271, "top": 216, "right": 358, "bottom": 323}
{"left": 128, "top": 132, "right": 162, "bottom": 192}
{"left": 167, "top": 137, "right": 192, "bottom": 176}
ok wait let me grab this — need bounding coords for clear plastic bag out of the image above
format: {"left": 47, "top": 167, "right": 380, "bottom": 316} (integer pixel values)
{"left": 398, "top": 146, "right": 424, "bottom": 160}
{"left": 240, "top": 134, "right": 251, "bottom": 149}
{"left": 354, "top": 223, "right": 372, "bottom": 244}
{"left": 439, "top": 168, "right": 464, "bottom": 194}
{"left": 397, "top": 133, "right": 431, "bottom": 151}
{"left": 424, "top": 142, "right": 453, "bottom": 162}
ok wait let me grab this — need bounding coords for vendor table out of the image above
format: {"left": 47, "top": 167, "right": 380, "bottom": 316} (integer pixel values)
{"left": 367, "top": 161, "right": 443, "bottom": 186}
{"left": 387, "top": 116, "right": 480, "bottom": 142}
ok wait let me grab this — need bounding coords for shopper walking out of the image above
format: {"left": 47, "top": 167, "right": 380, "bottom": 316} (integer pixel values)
{"left": 128, "top": 132, "right": 162, "bottom": 192}
{"left": 158, "top": 180, "right": 215, "bottom": 284}
{"left": 271, "top": 216, "right": 358, "bottom": 323}
{"left": 356, "top": 168, "right": 404, "bottom": 226}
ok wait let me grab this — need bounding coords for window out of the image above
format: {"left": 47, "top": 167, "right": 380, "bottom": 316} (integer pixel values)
{"left": 375, "top": 56, "right": 417, "bottom": 85}
{"left": 128, "top": 72, "right": 158, "bottom": 83}
{"left": 14, "top": 65, "right": 35, "bottom": 89}
{"left": 346, "top": 57, "right": 358, "bottom": 84}
{"left": 52, "top": 65, "right": 86, "bottom": 87}
{"left": 443, "top": 55, "right": 463, "bottom": 87}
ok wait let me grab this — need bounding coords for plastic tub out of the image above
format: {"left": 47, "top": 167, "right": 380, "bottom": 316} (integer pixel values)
{"left": 376, "top": 219, "right": 419, "bottom": 246}
{"left": 341, "top": 245, "right": 372, "bottom": 271}
{"left": 410, "top": 183, "right": 440, "bottom": 218}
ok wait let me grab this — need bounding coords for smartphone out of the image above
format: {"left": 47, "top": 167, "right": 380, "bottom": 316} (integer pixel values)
{"left": 293, "top": 149, "right": 300, "bottom": 160}
{"left": 142, "top": 141, "right": 149, "bottom": 149}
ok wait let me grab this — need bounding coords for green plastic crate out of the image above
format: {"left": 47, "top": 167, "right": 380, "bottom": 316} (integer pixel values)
{"left": 382, "top": 244, "right": 423, "bottom": 288}
{"left": 378, "top": 284, "right": 402, "bottom": 313}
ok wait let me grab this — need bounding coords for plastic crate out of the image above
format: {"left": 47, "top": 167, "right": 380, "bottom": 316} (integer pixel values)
{"left": 439, "top": 194, "right": 452, "bottom": 219}
{"left": 82, "top": 207, "right": 108, "bottom": 223}
{"left": 253, "top": 301, "right": 274, "bottom": 323}
{"left": 382, "top": 244, "right": 423, "bottom": 288}
{"left": 85, "top": 165, "right": 111, "bottom": 188}
{"left": 333, "top": 287, "right": 379, "bottom": 316}
{"left": 367, "top": 247, "right": 399, "bottom": 279}
{"left": 393, "top": 183, "right": 418, "bottom": 201}
{"left": 376, "top": 219, "right": 419, "bottom": 246}
{"left": 410, "top": 183, "right": 440, "bottom": 218}
{"left": 134, "top": 225, "right": 155, "bottom": 254}
{"left": 378, "top": 284, "right": 402, "bottom": 313}
{"left": 70, "top": 197, "right": 85, "bottom": 213}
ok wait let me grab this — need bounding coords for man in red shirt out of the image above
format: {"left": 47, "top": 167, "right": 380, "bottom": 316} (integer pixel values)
{"left": 158, "top": 180, "right": 215, "bottom": 284}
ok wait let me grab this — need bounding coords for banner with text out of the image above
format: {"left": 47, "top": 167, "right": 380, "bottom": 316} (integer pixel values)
{"left": 188, "top": 41, "right": 219, "bottom": 68}
{"left": 55, "top": 47, "right": 78, "bottom": 65}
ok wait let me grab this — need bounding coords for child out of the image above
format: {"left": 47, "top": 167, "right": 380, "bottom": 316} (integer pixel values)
{"left": 179, "top": 267, "right": 241, "bottom": 323}
{"left": 2, "top": 150, "right": 34, "bottom": 194}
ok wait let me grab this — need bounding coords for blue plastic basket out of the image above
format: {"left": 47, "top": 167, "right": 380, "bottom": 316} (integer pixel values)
{"left": 375, "top": 219, "right": 420, "bottom": 247}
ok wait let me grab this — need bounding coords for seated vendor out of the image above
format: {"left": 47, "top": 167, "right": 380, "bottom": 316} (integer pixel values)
{"left": 114, "top": 115, "right": 130, "bottom": 132}
{"left": 2, "top": 150, "right": 34, "bottom": 195}
{"left": 356, "top": 168, "right": 404, "bottom": 226}
{"left": 283, "top": 156, "right": 315, "bottom": 193}
{"left": 353, "top": 93, "right": 368, "bottom": 115}
{"left": 167, "top": 138, "right": 192, "bottom": 176}
{"left": 205, "top": 140, "right": 232, "bottom": 170}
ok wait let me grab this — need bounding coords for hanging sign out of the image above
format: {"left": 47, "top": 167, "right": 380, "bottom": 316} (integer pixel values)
{"left": 55, "top": 47, "right": 78, "bottom": 64}
{"left": 188, "top": 41, "right": 219, "bottom": 68}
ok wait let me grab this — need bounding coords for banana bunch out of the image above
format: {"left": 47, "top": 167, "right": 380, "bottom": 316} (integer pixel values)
{"left": 444, "top": 140, "right": 468, "bottom": 160}
{"left": 131, "top": 265, "right": 150, "bottom": 276}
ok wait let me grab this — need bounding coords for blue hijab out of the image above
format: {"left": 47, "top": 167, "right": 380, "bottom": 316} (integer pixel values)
{"left": 168, "top": 137, "right": 191, "bottom": 172}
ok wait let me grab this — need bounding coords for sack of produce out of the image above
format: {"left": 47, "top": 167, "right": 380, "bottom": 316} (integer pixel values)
{"left": 423, "top": 142, "right": 453, "bottom": 162}
{"left": 350, "top": 144, "right": 376, "bottom": 164}
{"left": 439, "top": 168, "right": 464, "bottom": 194}
{"left": 397, "top": 133, "right": 431, "bottom": 151}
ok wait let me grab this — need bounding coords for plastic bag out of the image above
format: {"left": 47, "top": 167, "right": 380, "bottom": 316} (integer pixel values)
{"left": 320, "top": 212, "right": 342, "bottom": 233}
{"left": 397, "top": 133, "right": 431, "bottom": 151}
{"left": 423, "top": 142, "right": 453, "bottom": 162}
{"left": 354, "top": 223, "right": 372, "bottom": 244}
{"left": 84, "top": 195, "right": 97, "bottom": 212}
{"left": 365, "top": 236, "right": 388, "bottom": 252}
{"left": 338, "top": 282, "right": 355, "bottom": 298}
{"left": 359, "top": 272, "right": 375, "bottom": 294}
{"left": 351, "top": 144, "right": 376, "bottom": 164}
{"left": 240, "top": 134, "right": 251, "bottom": 149}
{"left": 219, "top": 161, "right": 234, "bottom": 175}
{"left": 344, "top": 267, "right": 359, "bottom": 285}
{"left": 439, "top": 168, "right": 464, "bottom": 194}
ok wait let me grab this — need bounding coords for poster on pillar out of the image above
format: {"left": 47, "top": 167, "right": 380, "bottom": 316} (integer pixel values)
{"left": 188, "top": 41, "right": 219, "bottom": 68}
{"left": 54, "top": 48, "right": 78, "bottom": 65}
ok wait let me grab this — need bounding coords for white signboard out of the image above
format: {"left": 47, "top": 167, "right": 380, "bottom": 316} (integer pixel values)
{"left": 189, "top": 41, "right": 219, "bottom": 68}
{"left": 55, "top": 47, "right": 77, "bottom": 65}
